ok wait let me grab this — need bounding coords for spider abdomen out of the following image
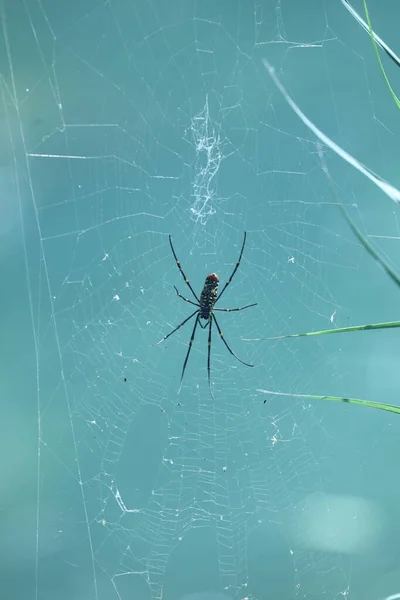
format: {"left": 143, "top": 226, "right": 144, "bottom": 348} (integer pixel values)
{"left": 199, "top": 273, "right": 219, "bottom": 320}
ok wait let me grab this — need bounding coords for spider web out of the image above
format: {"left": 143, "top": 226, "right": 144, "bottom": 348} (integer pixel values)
{"left": 2, "top": 1, "right": 400, "bottom": 599}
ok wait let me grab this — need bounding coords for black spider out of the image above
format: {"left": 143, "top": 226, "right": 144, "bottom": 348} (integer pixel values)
{"left": 156, "top": 232, "right": 256, "bottom": 397}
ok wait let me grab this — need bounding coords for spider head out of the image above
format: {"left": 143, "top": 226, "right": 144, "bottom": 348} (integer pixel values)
{"left": 206, "top": 273, "right": 219, "bottom": 283}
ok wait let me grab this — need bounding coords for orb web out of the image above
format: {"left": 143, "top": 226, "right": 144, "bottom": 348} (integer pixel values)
{"left": 2, "top": 1, "right": 399, "bottom": 600}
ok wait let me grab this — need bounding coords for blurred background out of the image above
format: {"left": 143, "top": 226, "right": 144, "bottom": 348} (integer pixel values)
{"left": 1, "top": 0, "right": 400, "bottom": 599}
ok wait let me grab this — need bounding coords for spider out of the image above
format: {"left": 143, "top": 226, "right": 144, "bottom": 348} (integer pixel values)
{"left": 155, "top": 232, "right": 257, "bottom": 397}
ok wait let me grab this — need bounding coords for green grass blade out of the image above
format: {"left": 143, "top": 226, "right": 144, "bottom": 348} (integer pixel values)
{"left": 241, "top": 173, "right": 400, "bottom": 343}
{"left": 259, "top": 389, "right": 400, "bottom": 415}
{"left": 262, "top": 58, "right": 400, "bottom": 204}
{"left": 318, "top": 143, "right": 400, "bottom": 291}
{"left": 341, "top": 1, "right": 400, "bottom": 69}
{"left": 243, "top": 320, "right": 400, "bottom": 341}
{"left": 243, "top": 202, "right": 400, "bottom": 342}
{"left": 342, "top": 205, "right": 400, "bottom": 290}
{"left": 363, "top": 0, "right": 400, "bottom": 110}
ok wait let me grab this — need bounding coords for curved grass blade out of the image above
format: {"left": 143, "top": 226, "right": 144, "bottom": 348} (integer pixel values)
{"left": 263, "top": 61, "right": 400, "bottom": 301}
{"left": 258, "top": 389, "right": 400, "bottom": 415}
{"left": 262, "top": 59, "right": 400, "bottom": 204}
{"left": 341, "top": 0, "right": 400, "bottom": 108}
{"left": 362, "top": 0, "right": 400, "bottom": 109}
{"left": 318, "top": 142, "right": 400, "bottom": 291}
{"left": 243, "top": 320, "right": 400, "bottom": 341}
{"left": 339, "top": 204, "right": 400, "bottom": 290}
{"left": 242, "top": 203, "right": 400, "bottom": 342}
{"left": 242, "top": 201, "right": 400, "bottom": 342}
{"left": 341, "top": 0, "right": 400, "bottom": 69}
{"left": 318, "top": 139, "right": 400, "bottom": 291}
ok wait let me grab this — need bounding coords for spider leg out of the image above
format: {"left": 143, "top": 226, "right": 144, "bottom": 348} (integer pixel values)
{"left": 174, "top": 285, "right": 200, "bottom": 307}
{"left": 169, "top": 235, "right": 200, "bottom": 303}
{"left": 213, "top": 314, "right": 254, "bottom": 367}
{"left": 214, "top": 302, "right": 257, "bottom": 313}
{"left": 214, "top": 232, "right": 247, "bottom": 306}
{"left": 207, "top": 318, "right": 215, "bottom": 401}
{"left": 154, "top": 309, "right": 198, "bottom": 346}
{"left": 180, "top": 314, "right": 200, "bottom": 382}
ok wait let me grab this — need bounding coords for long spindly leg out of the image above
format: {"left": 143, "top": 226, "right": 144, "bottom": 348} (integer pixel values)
{"left": 213, "top": 314, "right": 254, "bottom": 367}
{"left": 214, "top": 232, "right": 247, "bottom": 306}
{"left": 173, "top": 285, "right": 200, "bottom": 307}
{"left": 214, "top": 302, "right": 257, "bottom": 313}
{"left": 169, "top": 235, "right": 200, "bottom": 303}
{"left": 207, "top": 317, "right": 215, "bottom": 400}
{"left": 180, "top": 314, "right": 200, "bottom": 383}
{"left": 155, "top": 309, "right": 198, "bottom": 346}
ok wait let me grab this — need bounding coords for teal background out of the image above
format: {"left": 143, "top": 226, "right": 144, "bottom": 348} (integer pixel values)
{"left": 1, "top": 1, "right": 400, "bottom": 599}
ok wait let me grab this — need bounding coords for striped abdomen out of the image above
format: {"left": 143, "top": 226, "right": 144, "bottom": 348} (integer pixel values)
{"left": 199, "top": 273, "right": 219, "bottom": 320}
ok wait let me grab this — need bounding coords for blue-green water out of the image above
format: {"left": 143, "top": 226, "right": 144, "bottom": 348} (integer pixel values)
{"left": 2, "top": 1, "right": 400, "bottom": 599}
